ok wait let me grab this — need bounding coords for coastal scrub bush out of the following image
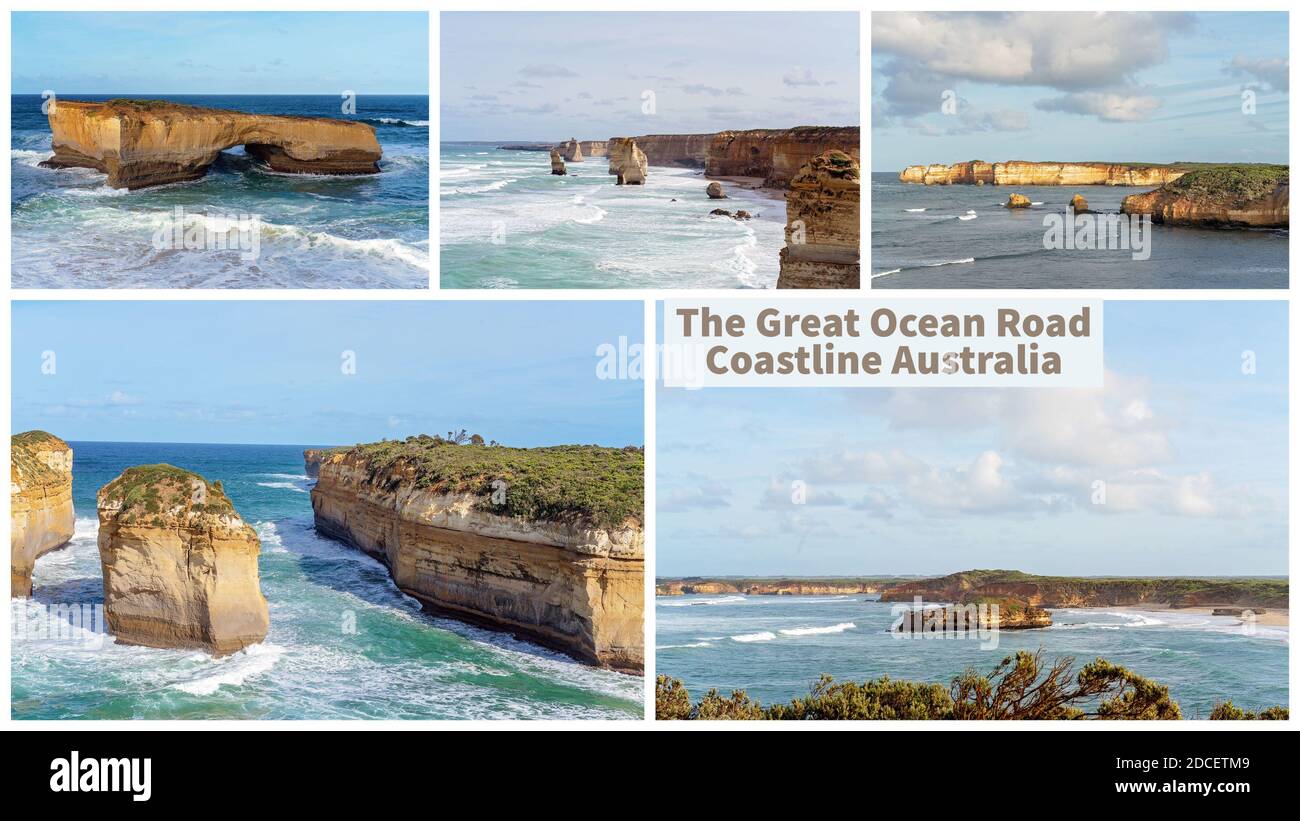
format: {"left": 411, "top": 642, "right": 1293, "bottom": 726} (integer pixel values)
{"left": 345, "top": 435, "right": 644, "bottom": 528}
{"left": 659, "top": 650, "right": 1196, "bottom": 721}
{"left": 1209, "top": 702, "right": 1289, "bottom": 720}
{"left": 1167, "top": 164, "right": 1289, "bottom": 206}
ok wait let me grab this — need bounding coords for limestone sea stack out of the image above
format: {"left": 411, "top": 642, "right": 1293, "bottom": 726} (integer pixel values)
{"left": 1120, "top": 166, "right": 1289, "bottom": 228}
{"left": 706, "top": 181, "right": 726, "bottom": 199}
{"left": 11, "top": 431, "right": 76, "bottom": 597}
{"left": 309, "top": 436, "right": 645, "bottom": 672}
{"left": 707, "top": 126, "right": 860, "bottom": 188}
{"left": 777, "top": 150, "right": 861, "bottom": 289}
{"left": 1070, "top": 193, "right": 1090, "bottom": 213}
{"left": 560, "top": 138, "right": 584, "bottom": 162}
{"left": 550, "top": 148, "right": 566, "bottom": 175}
{"left": 40, "top": 99, "right": 382, "bottom": 190}
{"left": 97, "top": 465, "right": 268, "bottom": 655}
{"left": 1006, "top": 193, "right": 1032, "bottom": 208}
{"left": 894, "top": 600, "right": 1053, "bottom": 632}
{"left": 899, "top": 160, "right": 1185, "bottom": 187}
{"left": 607, "top": 138, "right": 648, "bottom": 185}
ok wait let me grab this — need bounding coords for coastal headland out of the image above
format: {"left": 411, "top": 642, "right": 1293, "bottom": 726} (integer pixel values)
{"left": 309, "top": 436, "right": 646, "bottom": 672}
{"left": 40, "top": 99, "right": 383, "bottom": 189}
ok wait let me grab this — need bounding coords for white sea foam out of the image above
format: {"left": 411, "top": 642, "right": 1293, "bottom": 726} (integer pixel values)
{"left": 731, "top": 631, "right": 776, "bottom": 643}
{"left": 872, "top": 268, "right": 902, "bottom": 279}
{"left": 658, "top": 642, "right": 713, "bottom": 650}
{"left": 659, "top": 595, "right": 745, "bottom": 607}
{"left": 904, "top": 207, "right": 927, "bottom": 212}
{"left": 927, "top": 257, "right": 975, "bottom": 266}
{"left": 959, "top": 213, "right": 978, "bottom": 221}
{"left": 257, "top": 481, "right": 308, "bottom": 492}
{"left": 778, "top": 622, "right": 857, "bottom": 636}
{"left": 168, "top": 643, "right": 285, "bottom": 695}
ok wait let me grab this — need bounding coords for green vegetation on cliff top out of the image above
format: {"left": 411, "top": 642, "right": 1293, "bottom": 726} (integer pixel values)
{"left": 99, "top": 463, "right": 237, "bottom": 522}
{"left": 891, "top": 569, "right": 1288, "bottom": 608}
{"left": 11, "top": 430, "right": 69, "bottom": 483}
{"left": 1163, "top": 164, "right": 1288, "bottom": 205}
{"left": 346, "top": 434, "right": 644, "bottom": 528}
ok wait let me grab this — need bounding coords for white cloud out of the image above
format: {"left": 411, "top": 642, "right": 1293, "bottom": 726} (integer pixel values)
{"left": 1035, "top": 91, "right": 1161, "bottom": 122}
{"left": 783, "top": 66, "right": 821, "bottom": 87}
{"left": 1225, "top": 55, "right": 1289, "bottom": 92}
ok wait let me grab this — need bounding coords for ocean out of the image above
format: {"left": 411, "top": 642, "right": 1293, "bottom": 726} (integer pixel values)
{"left": 439, "top": 143, "right": 786, "bottom": 289}
{"left": 11, "top": 95, "right": 430, "bottom": 289}
{"left": 871, "top": 173, "right": 1288, "bottom": 289}
{"left": 12, "top": 442, "right": 642, "bottom": 720}
{"left": 656, "top": 594, "right": 1288, "bottom": 717}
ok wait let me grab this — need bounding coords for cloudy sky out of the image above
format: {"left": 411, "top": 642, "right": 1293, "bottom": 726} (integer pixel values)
{"left": 11, "top": 12, "right": 428, "bottom": 94}
{"left": 442, "top": 12, "right": 860, "bottom": 141}
{"left": 12, "top": 301, "right": 642, "bottom": 448}
{"left": 658, "top": 301, "right": 1288, "bottom": 578}
{"left": 872, "top": 11, "right": 1288, "bottom": 170}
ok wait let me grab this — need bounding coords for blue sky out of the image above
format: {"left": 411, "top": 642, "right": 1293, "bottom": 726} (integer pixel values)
{"left": 657, "top": 301, "right": 1288, "bottom": 577}
{"left": 442, "top": 11, "right": 859, "bottom": 140}
{"left": 872, "top": 12, "right": 1288, "bottom": 170}
{"left": 11, "top": 12, "right": 428, "bottom": 94}
{"left": 12, "top": 301, "right": 642, "bottom": 448}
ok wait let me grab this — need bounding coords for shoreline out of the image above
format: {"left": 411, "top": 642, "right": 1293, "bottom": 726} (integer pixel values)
{"left": 1092, "top": 603, "right": 1289, "bottom": 629}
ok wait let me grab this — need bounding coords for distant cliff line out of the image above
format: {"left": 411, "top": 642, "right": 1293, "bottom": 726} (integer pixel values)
{"left": 657, "top": 569, "right": 1287, "bottom": 609}
{"left": 494, "top": 126, "right": 860, "bottom": 189}
{"left": 900, "top": 160, "right": 1190, "bottom": 187}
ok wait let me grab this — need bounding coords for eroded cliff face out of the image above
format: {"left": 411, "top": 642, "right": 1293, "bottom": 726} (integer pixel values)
{"left": 707, "top": 127, "right": 860, "bottom": 188}
{"left": 579, "top": 140, "right": 608, "bottom": 157}
{"left": 778, "top": 150, "right": 860, "bottom": 289}
{"left": 629, "top": 133, "right": 714, "bottom": 168}
{"left": 303, "top": 448, "right": 333, "bottom": 480}
{"left": 97, "top": 465, "right": 268, "bottom": 655}
{"left": 1121, "top": 182, "right": 1289, "bottom": 228}
{"left": 607, "top": 137, "right": 648, "bottom": 185}
{"left": 894, "top": 602, "right": 1052, "bottom": 632}
{"left": 11, "top": 431, "right": 76, "bottom": 598}
{"left": 900, "top": 160, "right": 1186, "bottom": 187}
{"left": 41, "top": 99, "right": 382, "bottom": 190}
{"left": 310, "top": 449, "right": 644, "bottom": 672}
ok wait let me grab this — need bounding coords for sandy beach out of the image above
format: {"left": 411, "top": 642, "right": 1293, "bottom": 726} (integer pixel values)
{"left": 1102, "top": 604, "right": 1288, "bottom": 629}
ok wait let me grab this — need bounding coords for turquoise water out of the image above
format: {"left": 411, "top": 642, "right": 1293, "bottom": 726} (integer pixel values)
{"left": 439, "top": 142, "right": 786, "bottom": 289}
{"left": 12, "top": 442, "right": 642, "bottom": 720}
{"left": 657, "top": 594, "right": 1288, "bottom": 717}
{"left": 12, "top": 95, "right": 429, "bottom": 288}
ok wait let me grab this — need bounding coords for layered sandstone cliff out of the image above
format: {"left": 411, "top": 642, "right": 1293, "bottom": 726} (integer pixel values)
{"left": 607, "top": 137, "right": 648, "bottom": 185}
{"left": 707, "top": 127, "right": 860, "bottom": 188}
{"left": 303, "top": 448, "right": 334, "bottom": 480}
{"left": 879, "top": 570, "right": 1288, "bottom": 610}
{"left": 628, "top": 133, "right": 714, "bottom": 168}
{"left": 97, "top": 465, "right": 268, "bottom": 655}
{"left": 778, "top": 150, "right": 860, "bottom": 289}
{"left": 894, "top": 600, "right": 1052, "bottom": 632}
{"left": 1120, "top": 167, "right": 1289, "bottom": 228}
{"left": 41, "top": 99, "right": 382, "bottom": 190}
{"left": 579, "top": 140, "right": 607, "bottom": 157}
{"left": 11, "top": 431, "right": 76, "bottom": 597}
{"left": 900, "top": 160, "right": 1186, "bottom": 187}
{"left": 309, "top": 438, "right": 645, "bottom": 672}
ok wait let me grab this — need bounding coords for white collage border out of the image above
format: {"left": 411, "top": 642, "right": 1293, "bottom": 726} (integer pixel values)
{"left": 0, "top": 0, "right": 1294, "bottom": 730}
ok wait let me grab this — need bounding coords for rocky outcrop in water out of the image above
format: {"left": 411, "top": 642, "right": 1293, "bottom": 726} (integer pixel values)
{"left": 894, "top": 600, "right": 1052, "bottom": 632}
{"left": 1070, "top": 193, "right": 1090, "bottom": 213}
{"left": 40, "top": 99, "right": 382, "bottom": 190}
{"left": 11, "top": 431, "right": 76, "bottom": 598}
{"left": 550, "top": 148, "right": 566, "bottom": 175}
{"left": 707, "top": 126, "right": 860, "bottom": 188}
{"left": 309, "top": 439, "right": 645, "bottom": 672}
{"left": 560, "top": 138, "right": 584, "bottom": 162}
{"left": 97, "top": 465, "right": 268, "bottom": 655}
{"left": 1006, "top": 193, "right": 1032, "bottom": 208}
{"left": 1120, "top": 167, "right": 1289, "bottom": 228}
{"left": 706, "top": 181, "right": 726, "bottom": 199}
{"left": 607, "top": 138, "right": 648, "bottom": 185}
{"left": 900, "top": 160, "right": 1186, "bottom": 187}
{"left": 778, "top": 150, "right": 860, "bottom": 289}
